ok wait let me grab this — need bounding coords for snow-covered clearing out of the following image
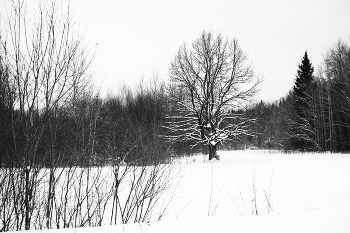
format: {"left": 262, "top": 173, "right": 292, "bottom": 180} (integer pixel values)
{"left": 12, "top": 150, "right": 350, "bottom": 232}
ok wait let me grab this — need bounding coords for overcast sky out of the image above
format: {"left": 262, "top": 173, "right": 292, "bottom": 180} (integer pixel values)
{"left": 1, "top": 0, "right": 350, "bottom": 102}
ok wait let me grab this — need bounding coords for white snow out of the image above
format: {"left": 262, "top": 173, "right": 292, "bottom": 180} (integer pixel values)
{"left": 12, "top": 150, "right": 350, "bottom": 233}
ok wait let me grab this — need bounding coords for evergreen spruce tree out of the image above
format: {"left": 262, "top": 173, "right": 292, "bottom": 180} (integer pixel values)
{"left": 290, "top": 51, "right": 316, "bottom": 150}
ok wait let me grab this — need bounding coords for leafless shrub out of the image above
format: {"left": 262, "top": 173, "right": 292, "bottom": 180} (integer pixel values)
{"left": 251, "top": 169, "right": 258, "bottom": 215}
{"left": 49, "top": 166, "right": 113, "bottom": 228}
{"left": 110, "top": 162, "right": 177, "bottom": 224}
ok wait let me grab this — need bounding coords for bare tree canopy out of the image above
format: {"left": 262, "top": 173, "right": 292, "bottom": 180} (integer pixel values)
{"left": 0, "top": 0, "right": 91, "bottom": 230}
{"left": 165, "top": 31, "right": 261, "bottom": 160}
{"left": 1, "top": 0, "right": 90, "bottom": 112}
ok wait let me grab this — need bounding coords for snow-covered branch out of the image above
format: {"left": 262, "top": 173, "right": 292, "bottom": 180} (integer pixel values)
{"left": 163, "top": 31, "right": 260, "bottom": 159}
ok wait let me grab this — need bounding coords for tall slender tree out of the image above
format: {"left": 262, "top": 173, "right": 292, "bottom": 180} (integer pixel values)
{"left": 290, "top": 51, "right": 316, "bottom": 150}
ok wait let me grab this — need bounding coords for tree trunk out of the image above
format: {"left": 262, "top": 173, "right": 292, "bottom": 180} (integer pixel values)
{"left": 208, "top": 144, "right": 219, "bottom": 160}
{"left": 25, "top": 168, "right": 31, "bottom": 230}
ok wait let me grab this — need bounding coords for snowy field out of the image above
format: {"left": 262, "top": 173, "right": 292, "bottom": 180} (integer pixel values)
{"left": 11, "top": 150, "right": 350, "bottom": 232}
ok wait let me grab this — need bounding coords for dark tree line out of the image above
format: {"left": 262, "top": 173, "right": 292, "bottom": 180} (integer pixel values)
{"left": 238, "top": 100, "right": 289, "bottom": 150}
{"left": 0, "top": 76, "right": 172, "bottom": 167}
{"left": 1, "top": 30, "right": 260, "bottom": 167}
{"left": 239, "top": 39, "right": 350, "bottom": 152}
{"left": 3, "top": 36, "right": 350, "bottom": 169}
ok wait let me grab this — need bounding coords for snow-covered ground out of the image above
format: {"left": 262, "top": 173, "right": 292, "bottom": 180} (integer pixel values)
{"left": 14, "top": 150, "right": 350, "bottom": 232}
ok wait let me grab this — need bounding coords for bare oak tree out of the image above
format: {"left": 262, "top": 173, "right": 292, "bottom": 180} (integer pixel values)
{"left": 165, "top": 31, "right": 260, "bottom": 160}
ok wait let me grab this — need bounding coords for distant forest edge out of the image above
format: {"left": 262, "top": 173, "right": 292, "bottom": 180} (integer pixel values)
{"left": 1, "top": 38, "right": 350, "bottom": 167}
{"left": 1, "top": 1, "right": 350, "bottom": 168}
{"left": 244, "top": 43, "right": 350, "bottom": 153}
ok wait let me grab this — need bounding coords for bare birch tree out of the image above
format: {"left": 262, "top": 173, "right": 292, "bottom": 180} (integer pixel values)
{"left": 165, "top": 31, "right": 260, "bottom": 160}
{"left": 0, "top": 0, "right": 90, "bottom": 229}
{"left": 324, "top": 39, "right": 350, "bottom": 151}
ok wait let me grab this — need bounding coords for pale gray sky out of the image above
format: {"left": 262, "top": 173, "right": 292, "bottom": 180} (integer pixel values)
{"left": 1, "top": 0, "right": 350, "bottom": 101}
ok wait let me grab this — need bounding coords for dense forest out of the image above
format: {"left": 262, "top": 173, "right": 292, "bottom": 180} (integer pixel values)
{"left": 2, "top": 38, "right": 350, "bottom": 168}
{"left": 0, "top": 1, "right": 350, "bottom": 168}
{"left": 242, "top": 42, "right": 350, "bottom": 152}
